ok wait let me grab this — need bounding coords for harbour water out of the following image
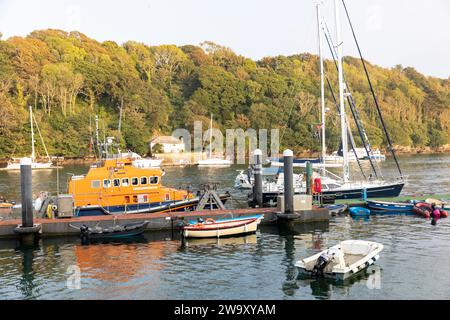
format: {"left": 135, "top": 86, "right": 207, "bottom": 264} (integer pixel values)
{"left": 1, "top": 153, "right": 450, "bottom": 299}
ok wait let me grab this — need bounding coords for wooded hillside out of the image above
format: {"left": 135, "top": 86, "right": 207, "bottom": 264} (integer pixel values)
{"left": 0, "top": 29, "right": 448, "bottom": 158}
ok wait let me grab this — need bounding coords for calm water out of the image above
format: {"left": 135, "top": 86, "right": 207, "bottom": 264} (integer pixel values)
{"left": 1, "top": 153, "right": 450, "bottom": 300}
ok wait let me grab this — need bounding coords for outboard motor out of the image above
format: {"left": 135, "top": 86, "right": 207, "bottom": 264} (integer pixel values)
{"left": 312, "top": 252, "right": 330, "bottom": 277}
{"left": 312, "top": 248, "right": 342, "bottom": 277}
{"left": 80, "top": 224, "right": 89, "bottom": 234}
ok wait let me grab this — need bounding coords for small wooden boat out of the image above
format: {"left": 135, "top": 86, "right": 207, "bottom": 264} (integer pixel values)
{"left": 295, "top": 240, "right": 383, "bottom": 280}
{"left": 324, "top": 204, "right": 347, "bottom": 216}
{"left": 413, "top": 202, "right": 448, "bottom": 219}
{"left": 73, "top": 220, "right": 149, "bottom": 240}
{"left": 366, "top": 200, "right": 414, "bottom": 213}
{"left": 349, "top": 207, "right": 370, "bottom": 217}
{"left": 182, "top": 215, "right": 263, "bottom": 238}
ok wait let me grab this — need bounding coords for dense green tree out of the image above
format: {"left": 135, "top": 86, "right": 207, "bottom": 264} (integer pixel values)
{"left": 0, "top": 29, "right": 448, "bottom": 159}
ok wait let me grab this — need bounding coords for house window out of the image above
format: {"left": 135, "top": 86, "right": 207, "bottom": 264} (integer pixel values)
{"left": 122, "top": 178, "right": 129, "bottom": 187}
{"left": 91, "top": 180, "right": 100, "bottom": 188}
{"left": 131, "top": 177, "right": 139, "bottom": 186}
{"left": 113, "top": 178, "right": 120, "bottom": 187}
{"left": 103, "top": 179, "right": 111, "bottom": 188}
{"left": 140, "top": 176, "right": 148, "bottom": 185}
{"left": 149, "top": 176, "right": 159, "bottom": 184}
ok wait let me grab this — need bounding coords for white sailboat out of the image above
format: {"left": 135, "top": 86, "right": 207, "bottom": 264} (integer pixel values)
{"left": 313, "top": 0, "right": 404, "bottom": 199}
{"left": 324, "top": 148, "right": 386, "bottom": 163}
{"left": 197, "top": 114, "right": 231, "bottom": 167}
{"left": 259, "top": 1, "right": 404, "bottom": 203}
{"left": 3, "top": 106, "right": 55, "bottom": 170}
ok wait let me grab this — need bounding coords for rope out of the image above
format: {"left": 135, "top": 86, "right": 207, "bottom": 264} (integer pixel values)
{"left": 322, "top": 20, "right": 380, "bottom": 179}
{"left": 325, "top": 75, "right": 367, "bottom": 180}
{"left": 32, "top": 112, "right": 51, "bottom": 160}
{"left": 341, "top": 0, "right": 403, "bottom": 178}
{"left": 279, "top": 86, "right": 298, "bottom": 145}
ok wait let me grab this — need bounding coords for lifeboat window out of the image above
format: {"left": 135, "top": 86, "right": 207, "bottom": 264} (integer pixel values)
{"left": 140, "top": 176, "right": 148, "bottom": 185}
{"left": 327, "top": 184, "right": 341, "bottom": 189}
{"left": 113, "top": 178, "right": 120, "bottom": 187}
{"left": 122, "top": 178, "right": 129, "bottom": 187}
{"left": 91, "top": 180, "right": 100, "bottom": 188}
{"left": 103, "top": 179, "right": 111, "bottom": 188}
{"left": 149, "top": 176, "right": 159, "bottom": 184}
{"left": 131, "top": 177, "right": 138, "bottom": 186}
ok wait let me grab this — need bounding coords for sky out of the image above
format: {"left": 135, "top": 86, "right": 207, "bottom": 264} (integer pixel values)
{"left": 0, "top": 0, "right": 449, "bottom": 78}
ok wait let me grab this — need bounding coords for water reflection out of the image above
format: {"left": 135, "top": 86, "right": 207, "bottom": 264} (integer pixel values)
{"left": 260, "top": 222, "right": 330, "bottom": 297}
{"left": 74, "top": 233, "right": 179, "bottom": 284}
{"left": 296, "top": 265, "right": 383, "bottom": 299}
{"left": 80, "top": 234, "right": 149, "bottom": 246}
{"left": 181, "top": 234, "right": 257, "bottom": 249}
{"left": 351, "top": 216, "right": 370, "bottom": 222}
{"left": 15, "top": 242, "right": 39, "bottom": 299}
{"left": 1, "top": 210, "right": 449, "bottom": 299}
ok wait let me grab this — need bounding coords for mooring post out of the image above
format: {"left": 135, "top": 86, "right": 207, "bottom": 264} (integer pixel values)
{"left": 306, "top": 161, "right": 313, "bottom": 195}
{"left": 21, "top": 157, "right": 33, "bottom": 228}
{"left": 253, "top": 149, "right": 263, "bottom": 207}
{"left": 362, "top": 187, "right": 367, "bottom": 201}
{"left": 283, "top": 149, "right": 294, "bottom": 214}
{"left": 14, "top": 157, "right": 41, "bottom": 243}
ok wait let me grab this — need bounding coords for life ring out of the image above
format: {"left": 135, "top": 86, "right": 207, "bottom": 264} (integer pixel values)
{"left": 205, "top": 218, "right": 216, "bottom": 224}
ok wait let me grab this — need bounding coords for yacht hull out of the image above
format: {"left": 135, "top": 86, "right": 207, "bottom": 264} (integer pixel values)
{"left": 2, "top": 161, "right": 54, "bottom": 170}
{"left": 262, "top": 182, "right": 404, "bottom": 204}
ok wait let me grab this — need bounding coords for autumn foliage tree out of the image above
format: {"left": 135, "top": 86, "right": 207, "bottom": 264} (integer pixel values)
{"left": 0, "top": 30, "right": 448, "bottom": 158}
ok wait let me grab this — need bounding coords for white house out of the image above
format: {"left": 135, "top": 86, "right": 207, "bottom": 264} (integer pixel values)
{"left": 150, "top": 136, "right": 185, "bottom": 153}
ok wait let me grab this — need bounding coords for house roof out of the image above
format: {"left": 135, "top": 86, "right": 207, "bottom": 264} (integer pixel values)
{"left": 150, "top": 136, "right": 184, "bottom": 145}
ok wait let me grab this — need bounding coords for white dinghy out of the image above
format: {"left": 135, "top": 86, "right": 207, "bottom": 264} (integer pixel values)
{"left": 295, "top": 240, "right": 383, "bottom": 280}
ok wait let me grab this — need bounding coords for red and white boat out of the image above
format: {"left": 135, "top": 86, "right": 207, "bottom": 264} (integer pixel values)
{"left": 413, "top": 202, "right": 448, "bottom": 218}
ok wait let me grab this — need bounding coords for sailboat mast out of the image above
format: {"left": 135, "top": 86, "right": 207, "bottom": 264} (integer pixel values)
{"left": 316, "top": 2, "right": 326, "bottom": 176}
{"left": 118, "top": 97, "right": 123, "bottom": 136}
{"left": 209, "top": 113, "right": 213, "bottom": 159}
{"left": 95, "top": 115, "right": 100, "bottom": 159}
{"left": 29, "top": 105, "right": 35, "bottom": 161}
{"left": 334, "top": 0, "right": 349, "bottom": 182}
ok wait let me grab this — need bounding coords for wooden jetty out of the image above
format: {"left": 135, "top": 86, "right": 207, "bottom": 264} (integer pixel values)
{"left": 0, "top": 206, "right": 329, "bottom": 239}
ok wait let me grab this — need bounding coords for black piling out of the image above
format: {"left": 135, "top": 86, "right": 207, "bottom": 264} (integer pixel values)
{"left": 253, "top": 149, "right": 263, "bottom": 208}
{"left": 306, "top": 161, "right": 313, "bottom": 195}
{"left": 14, "top": 158, "right": 41, "bottom": 244}
{"left": 283, "top": 149, "right": 294, "bottom": 214}
{"left": 21, "top": 159, "right": 33, "bottom": 228}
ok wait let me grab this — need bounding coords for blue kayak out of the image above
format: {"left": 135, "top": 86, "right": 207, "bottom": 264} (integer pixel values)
{"left": 349, "top": 207, "right": 370, "bottom": 217}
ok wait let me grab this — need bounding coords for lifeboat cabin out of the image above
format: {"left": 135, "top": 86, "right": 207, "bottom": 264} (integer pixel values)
{"left": 68, "top": 158, "right": 196, "bottom": 216}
